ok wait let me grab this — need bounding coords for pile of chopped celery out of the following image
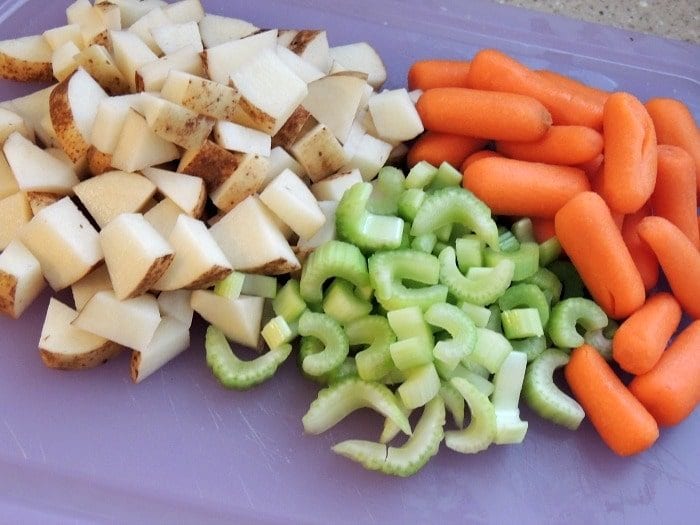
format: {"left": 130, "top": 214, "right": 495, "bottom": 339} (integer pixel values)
{"left": 205, "top": 161, "right": 619, "bottom": 477}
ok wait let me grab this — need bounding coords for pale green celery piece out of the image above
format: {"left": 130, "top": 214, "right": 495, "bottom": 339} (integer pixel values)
{"left": 399, "top": 220, "right": 412, "bottom": 249}
{"left": 455, "top": 235, "right": 484, "bottom": 273}
{"left": 459, "top": 302, "right": 492, "bottom": 328}
{"left": 205, "top": 326, "right": 292, "bottom": 390}
{"left": 538, "top": 237, "right": 562, "bottom": 267}
{"left": 272, "top": 279, "right": 307, "bottom": 321}
{"left": 240, "top": 273, "right": 277, "bottom": 298}
{"left": 214, "top": 271, "right": 245, "bottom": 300}
{"left": 498, "top": 283, "right": 551, "bottom": 327}
{"left": 501, "top": 308, "right": 544, "bottom": 339}
{"left": 389, "top": 336, "right": 434, "bottom": 371}
{"left": 331, "top": 440, "right": 388, "bottom": 471}
{"left": 299, "top": 240, "right": 369, "bottom": 304}
{"left": 523, "top": 348, "right": 584, "bottom": 430}
{"left": 492, "top": 351, "right": 528, "bottom": 445}
{"left": 486, "top": 304, "right": 503, "bottom": 333}
{"left": 346, "top": 315, "right": 396, "bottom": 382}
{"left": 445, "top": 377, "right": 496, "bottom": 454}
{"left": 298, "top": 311, "right": 349, "bottom": 376}
{"left": 439, "top": 246, "right": 515, "bottom": 306}
{"left": 424, "top": 302, "right": 477, "bottom": 371}
{"left": 547, "top": 260, "right": 585, "bottom": 300}
{"left": 440, "top": 381, "right": 465, "bottom": 428}
{"left": 411, "top": 233, "right": 437, "bottom": 253}
{"left": 324, "top": 358, "right": 359, "bottom": 385}
{"left": 511, "top": 217, "right": 535, "bottom": 243}
{"left": 298, "top": 336, "right": 356, "bottom": 385}
{"left": 322, "top": 278, "right": 372, "bottom": 325}
{"left": 511, "top": 335, "right": 547, "bottom": 362}
{"left": 302, "top": 377, "right": 411, "bottom": 435}
{"left": 523, "top": 268, "right": 563, "bottom": 306}
{"left": 261, "top": 316, "right": 297, "bottom": 349}
{"left": 386, "top": 306, "right": 434, "bottom": 344}
{"left": 405, "top": 160, "right": 438, "bottom": 189}
{"left": 461, "top": 357, "right": 492, "bottom": 379}
{"left": 380, "top": 367, "right": 406, "bottom": 385}
{"left": 583, "top": 327, "right": 616, "bottom": 361}
{"left": 367, "top": 166, "right": 406, "bottom": 215}
{"left": 411, "top": 187, "right": 500, "bottom": 251}
{"left": 470, "top": 327, "right": 512, "bottom": 374}
{"left": 432, "top": 241, "right": 450, "bottom": 256}
{"left": 429, "top": 161, "right": 463, "bottom": 190}
{"left": 369, "top": 250, "right": 448, "bottom": 311}
{"left": 484, "top": 241, "right": 539, "bottom": 281}
{"left": 397, "top": 188, "right": 426, "bottom": 222}
{"left": 355, "top": 283, "right": 374, "bottom": 302}
{"left": 498, "top": 230, "right": 520, "bottom": 252}
{"left": 379, "top": 391, "right": 411, "bottom": 444}
{"left": 398, "top": 362, "right": 441, "bottom": 409}
{"left": 547, "top": 298, "right": 608, "bottom": 349}
{"left": 435, "top": 223, "right": 453, "bottom": 243}
{"left": 336, "top": 182, "right": 404, "bottom": 252}
{"left": 439, "top": 363, "right": 495, "bottom": 396}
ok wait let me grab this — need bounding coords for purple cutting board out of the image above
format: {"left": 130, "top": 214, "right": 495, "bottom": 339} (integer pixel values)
{"left": 1, "top": 1, "right": 699, "bottom": 524}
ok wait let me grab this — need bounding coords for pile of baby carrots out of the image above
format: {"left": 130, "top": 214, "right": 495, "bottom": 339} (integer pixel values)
{"left": 407, "top": 49, "right": 700, "bottom": 457}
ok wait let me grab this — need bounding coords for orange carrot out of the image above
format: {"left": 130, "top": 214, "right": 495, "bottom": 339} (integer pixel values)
{"left": 531, "top": 218, "right": 556, "bottom": 243}
{"left": 645, "top": 98, "right": 700, "bottom": 196}
{"left": 407, "top": 132, "right": 487, "bottom": 168}
{"left": 650, "top": 145, "right": 700, "bottom": 249}
{"left": 599, "top": 92, "right": 657, "bottom": 214}
{"left": 612, "top": 293, "right": 682, "bottom": 375}
{"left": 537, "top": 70, "right": 609, "bottom": 108}
{"left": 408, "top": 59, "right": 471, "bottom": 91}
{"left": 416, "top": 87, "right": 552, "bottom": 142}
{"left": 496, "top": 125, "right": 603, "bottom": 166}
{"left": 555, "top": 191, "right": 645, "bottom": 319}
{"left": 463, "top": 157, "right": 590, "bottom": 218}
{"left": 629, "top": 321, "right": 700, "bottom": 426}
{"left": 621, "top": 206, "right": 660, "bottom": 292}
{"left": 575, "top": 153, "right": 604, "bottom": 179}
{"left": 565, "top": 344, "right": 659, "bottom": 456}
{"left": 467, "top": 49, "right": 604, "bottom": 129}
{"left": 637, "top": 216, "right": 700, "bottom": 319}
{"left": 460, "top": 149, "right": 501, "bottom": 172}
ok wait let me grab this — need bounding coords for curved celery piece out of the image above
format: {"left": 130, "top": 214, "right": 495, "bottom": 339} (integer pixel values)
{"left": 411, "top": 233, "right": 437, "bottom": 253}
{"left": 486, "top": 304, "right": 503, "bottom": 333}
{"left": 261, "top": 315, "right": 297, "bottom": 349}
{"left": 380, "top": 367, "right": 406, "bottom": 385}
{"left": 547, "top": 260, "right": 585, "bottom": 300}
{"left": 437, "top": 362, "right": 495, "bottom": 397}
{"left": 436, "top": 223, "right": 453, "bottom": 243}
{"left": 205, "top": 326, "right": 292, "bottom": 390}
{"left": 397, "top": 362, "right": 441, "bottom": 409}
{"left": 523, "top": 268, "right": 562, "bottom": 305}
{"left": 459, "top": 302, "right": 491, "bottom": 328}
{"left": 523, "top": 348, "right": 584, "bottom": 430}
{"left": 429, "top": 161, "right": 463, "bottom": 190}
{"left": 471, "top": 328, "right": 512, "bottom": 374}
{"left": 511, "top": 217, "right": 535, "bottom": 243}
{"left": 405, "top": 160, "right": 438, "bottom": 189}
{"left": 501, "top": 308, "right": 544, "bottom": 339}
{"left": 214, "top": 271, "right": 244, "bottom": 300}
{"left": 511, "top": 335, "right": 547, "bottom": 362}
{"left": 438, "top": 246, "right": 515, "bottom": 306}
{"left": 333, "top": 396, "right": 445, "bottom": 477}
{"left": 445, "top": 377, "right": 496, "bottom": 454}
{"left": 455, "top": 235, "right": 484, "bottom": 272}
{"left": 583, "top": 319, "right": 619, "bottom": 361}
{"left": 484, "top": 242, "right": 539, "bottom": 281}
{"left": 432, "top": 241, "right": 450, "bottom": 256}
{"left": 411, "top": 187, "right": 500, "bottom": 250}
{"left": 346, "top": 315, "right": 396, "bottom": 382}
{"left": 336, "top": 182, "right": 404, "bottom": 252}
{"left": 397, "top": 188, "right": 425, "bottom": 222}
{"left": 300, "top": 240, "right": 369, "bottom": 304}
{"left": 369, "top": 250, "right": 448, "bottom": 311}
{"left": 538, "top": 237, "right": 562, "bottom": 267}
{"left": 322, "top": 278, "right": 372, "bottom": 325}
{"left": 302, "top": 377, "right": 411, "bottom": 435}
{"left": 389, "top": 337, "right": 434, "bottom": 371}
{"left": 379, "top": 391, "right": 411, "bottom": 444}
{"left": 299, "top": 337, "right": 358, "bottom": 385}
{"left": 367, "top": 166, "right": 406, "bottom": 215}
{"left": 440, "top": 381, "right": 465, "bottom": 428}
{"left": 548, "top": 298, "right": 608, "bottom": 349}
{"left": 273, "top": 279, "right": 307, "bottom": 321}
{"left": 298, "top": 311, "right": 349, "bottom": 376}
{"left": 424, "top": 302, "right": 477, "bottom": 371}
{"left": 498, "top": 283, "right": 550, "bottom": 327}
{"left": 492, "top": 351, "right": 528, "bottom": 444}
{"left": 325, "top": 358, "right": 358, "bottom": 384}
{"left": 498, "top": 229, "right": 520, "bottom": 252}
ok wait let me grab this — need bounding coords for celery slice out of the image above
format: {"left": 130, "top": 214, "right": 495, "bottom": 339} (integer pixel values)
{"left": 498, "top": 283, "right": 550, "bottom": 327}
{"left": 298, "top": 311, "right": 349, "bottom": 376}
{"left": 322, "top": 278, "right": 373, "bottom": 325}
{"left": 492, "top": 351, "right": 528, "bottom": 444}
{"left": 379, "top": 391, "right": 411, "bottom": 444}
{"left": 272, "top": 279, "right": 307, "bottom": 322}
{"left": 299, "top": 337, "right": 358, "bottom": 385}
{"left": 240, "top": 273, "right": 277, "bottom": 298}
{"left": 429, "top": 162, "right": 463, "bottom": 190}
{"left": 405, "top": 160, "right": 438, "bottom": 189}
{"left": 486, "top": 304, "right": 503, "bottom": 334}
{"left": 435, "top": 223, "right": 453, "bottom": 243}
{"left": 511, "top": 218, "right": 535, "bottom": 243}
{"left": 398, "top": 362, "right": 441, "bottom": 409}
{"left": 367, "top": 166, "right": 406, "bottom": 215}
{"left": 510, "top": 335, "right": 547, "bottom": 362}
{"left": 346, "top": 315, "right": 396, "bottom": 382}
{"left": 484, "top": 241, "right": 539, "bottom": 281}
{"left": 445, "top": 377, "right": 496, "bottom": 454}
{"left": 411, "top": 233, "right": 437, "bottom": 254}
{"left": 455, "top": 235, "right": 484, "bottom": 272}
{"left": 547, "top": 298, "right": 608, "bottom": 349}
{"left": 389, "top": 337, "right": 434, "bottom": 371}
{"left": 386, "top": 306, "right": 434, "bottom": 344}
{"left": 299, "top": 240, "right": 369, "bottom": 304}
{"left": 261, "top": 316, "right": 297, "bottom": 349}
{"left": 425, "top": 302, "right": 477, "bottom": 371}
{"left": 331, "top": 440, "right": 388, "bottom": 471}
{"left": 547, "top": 260, "right": 585, "bottom": 300}
{"left": 583, "top": 319, "right": 618, "bottom": 361}
{"left": 397, "top": 188, "right": 425, "bottom": 222}
{"left": 522, "top": 268, "right": 563, "bottom": 306}
{"left": 438, "top": 247, "right": 514, "bottom": 306}
{"left": 498, "top": 229, "right": 521, "bottom": 252}
{"left": 440, "top": 381, "right": 465, "bottom": 428}
{"left": 205, "top": 326, "right": 292, "bottom": 390}
{"left": 302, "top": 378, "right": 411, "bottom": 435}
{"left": 471, "top": 327, "right": 512, "bottom": 373}
{"left": 522, "top": 348, "right": 584, "bottom": 430}
{"left": 214, "top": 272, "right": 245, "bottom": 300}
{"left": 501, "top": 308, "right": 544, "bottom": 339}
{"left": 538, "top": 237, "right": 562, "bottom": 267}
{"left": 459, "top": 302, "right": 492, "bottom": 328}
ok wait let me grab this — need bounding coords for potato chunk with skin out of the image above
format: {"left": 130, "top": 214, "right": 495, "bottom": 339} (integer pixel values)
{"left": 0, "top": 240, "right": 46, "bottom": 319}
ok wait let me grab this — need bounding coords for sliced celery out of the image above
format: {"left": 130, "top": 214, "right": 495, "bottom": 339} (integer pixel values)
{"left": 435, "top": 223, "right": 453, "bottom": 243}
{"left": 322, "top": 278, "right": 372, "bottom": 325}
{"left": 523, "top": 348, "right": 584, "bottom": 430}
{"left": 346, "top": 315, "right": 396, "bottom": 382}
{"left": 501, "top": 308, "right": 544, "bottom": 339}
{"left": 432, "top": 241, "right": 450, "bottom": 256}
{"left": 325, "top": 358, "right": 359, "bottom": 384}
{"left": 429, "top": 161, "right": 463, "bottom": 190}
{"left": 367, "top": 166, "right": 406, "bottom": 215}
{"left": 440, "top": 381, "right": 465, "bottom": 428}
{"left": 397, "top": 188, "right": 425, "bottom": 222}
{"left": 331, "top": 440, "right": 388, "bottom": 471}
{"left": 538, "top": 237, "right": 562, "bottom": 267}
{"left": 498, "top": 283, "right": 550, "bottom": 327}
{"left": 438, "top": 247, "right": 514, "bottom": 306}
{"left": 486, "top": 304, "right": 503, "bottom": 334}
{"left": 547, "top": 298, "right": 608, "bottom": 349}
{"left": 511, "top": 335, "right": 547, "bottom": 362}
{"left": 261, "top": 315, "right": 297, "bottom": 349}
{"left": 389, "top": 337, "right": 434, "bottom": 371}
{"left": 405, "top": 160, "right": 438, "bottom": 189}
{"left": 214, "top": 272, "right": 245, "bottom": 300}
{"left": 491, "top": 351, "right": 528, "bottom": 444}
{"left": 547, "top": 260, "right": 585, "bottom": 300}
{"left": 205, "top": 326, "right": 292, "bottom": 390}
{"left": 411, "top": 233, "right": 437, "bottom": 254}
{"left": 299, "top": 338, "right": 357, "bottom": 385}
{"left": 398, "top": 362, "right": 441, "bottom": 409}
{"left": 386, "top": 306, "right": 434, "bottom": 345}
{"left": 455, "top": 235, "right": 484, "bottom": 273}
{"left": 379, "top": 391, "right": 411, "bottom": 444}
{"left": 471, "top": 327, "right": 512, "bottom": 373}
{"left": 425, "top": 302, "right": 477, "bottom": 371}
{"left": 484, "top": 241, "right": 539, "bottom": 281}
{"left": 459, "top": 302, "right": 492, "bottom": 328}
{"left": 299, "top": 240, "right": 369, "bottom": 304}
{"left": 523, "top": 268, "right": 563, "bottom": 306}
{"left": 498, "top": 230, "right": 521, "bottom": 252}
{"left": 511, "top": 218, "right": 535, "bottom": 243}
{"left": 298, "top": 311, "right": 349, "bottom": 376}
{"left": 583, "top": 319, "right": 618, "bottom": 361}
{"left": 444, "top": 377, "right": 496, "bottom": 454}
{"left": 273, "top": 279, "right": 307, "bottom": 322}
{"left": 240, "top": 273, "right": 277, "bottom": 298}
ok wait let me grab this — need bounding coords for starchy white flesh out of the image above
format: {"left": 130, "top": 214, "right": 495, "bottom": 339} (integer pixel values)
{"left": 131, "top": 315, "right": 190, "bottom": 382}
{"left": 311, "top": 169, "right": 362, "bottom": 201}
{"left": 408, "top": 89, "right": 423, "bottom": 105}
{"left": 52, "top": 41, "right": 81, "bottom": 81}
{"left": 213, "top": 121, "right": 271, "bottom": 157}
{"left": 110, "top": 29, "right": 158, "bottom": 91}
{"left": 230, "top": 47, "right": 308, "bottom": 135}
{"left": 151, "top": 21, "right": 203, "bottom": 54}
{"left": 141, "top": 94, "right": 213, "bottom": 149}
{"left": 100, "top": 213, "right": 174, "bottom": 300}
{"left": 71, "top": 264, "right": 112, "bottom": 311}
{"left": 343, "top": 133, "right": 392, "bottom": 181}
{"left": 39, "top": 113, "right": 60, "bottom": 149}
{"left": 19, "top": 197, "right": 102, "bottom": 290}
{"left": 90, "top": 93, "right": 145, "bottom": 155}
{"left": 142, "top": 167, "right": 206, "bottom": 218}
{"left": 25, "top": 191, "right": 62, "bottom": 215}
{"left": 190, "top": 291, "right": 264, "bottom": 349}
{"left": 368, "top": 88, "right": 424, "bottom": 142}
{"left": 135, "top": 44, "right": 204, "bottom": 92}
{"left": 165, "top": 0, "right": 205, "bottom": 24}
{"left": 2, "top": 132, "right": 79, "bottom": 193}
{"left": 111, "top": 109, "right": 179, "bottom": 172}
{"left": 296, "top": 200, "right": 338, "bottom": 251}
{"left": 203, "top": 29, "right": 277, "bottom": 84}
{"left": 0, "top": 192, "right": 32, "bottom": 250}
{"left": 0, "top": 35, "right": 53, "bottom": 82}
{"left": 107, "top": 0, "right": 168, "bottom": 28}
{"left": 39, "top": 298, "right": 121, "bottom": 369}
{"left": 128, "top": 7, "right": 171, "bottom": 54}
{"left": 208, "top": 153, "right": 269, "bottom": 212}
{"left": 290, "top": 123, "right": 346, "bottom": 182}
{"left": 271, "top": 105, "right": 313, "bottom": 150}
{"left": 0, "top": 152, "right": 19, "bottom": 200}
{"left": 73, "top": 170, "right": 156, "bottom": 228}
{"left": 209, "top": 195, "right": 300, "bottom": 275}
{"left": 263, "top": 146, "right": 306, "bottom": 187}
{"left": 0, "top": 86, "right": 54, "bottom": 144}
{"left": 144, "top": 198, "right": 184, "bottom": 239}
{"left": 198, "top": 14, "right": 258, "bottom": 48}
{"left": 0, "top": 240, "right": 46, "bottom": 319}
{"left": 46, "top": 145, "right": 89, "bottom": 181}
{"left": 157, "top": 289, "right": 193, "bottom": 327}
{"left": 287, "top": 30, "right": 331, "bottom": 73}
{"left": 0, "top": 108, "right": 33, "bottom": 145}
{"left": 260, "top": 169, "right": 325, "bottom": 239}
{"left": 50, "top": 67, "right": 109, "bottom": 162}
{"left": 302, "top": 74, "right": 367, "bottom": 143}
{"left": 85, "top": 146, "right": 114, "bottom": 176}
{"left": 277, "top": 30, "right": 298, "bottom": 48}
{"left": 160, "top": 70, "right": 238, "bottom": 121}
{"left": 329, "top": 42, "right": 387, "bottom": 88}
{"left": 73, "top": 45, "right": 131, "bottom": 96}
{"left": 66, "top": 0, "right": 107, "bottom": 46}
{"left": 94, "top": 2, "right": 122, "bottom": 30}
{"left": 275, "top": 45, "right": 324, "bottom": 83}
{"left": 73, "top": 290, "right": 161, "bottom": 350}
{"left": 43, "top": 24, "right": 83, "bottom": 51}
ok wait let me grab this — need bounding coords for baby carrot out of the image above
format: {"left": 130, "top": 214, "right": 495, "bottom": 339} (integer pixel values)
{"left": 532, "top": 218, "right": 556, "bottom": 243}
{"left": 621, "top": 206, "right": 660, "bottom": 292}
{"left": 460, "top": 149, "right": 501, "bottom": 172}
{"left": 629, "top": 321, "right": 700, "bottom": 427}
{"left": 408, "top": 59, "right": 471, "bottom": 91}
{"left": 463, "top": 157, "right": 590, "bottom": 218}
{"left": 496, "top": 125, "right": 603, "bottom": 166}
{"left": 565, "top": 344, "right": 659, "bottom": 456}
{"left": 537, "top": 70, "right": 609, "bottom": 108}
{"left": 645, "top": 98, "right": 700, "bottom": 196}
{"left": 416, "top": 87, "right": 552, "bottom": 142}
{"left": 637, "top": 216, "right": 700, "bottom": 319}
{"left": 407, "top": 132, "right": 487, "bottom": 168}
{"left": 612, "top": 293, "right": 682, "bottom": 375}
{"left": 599, "top": 92, "right": 658, "bottom": 214}
{"left": 555, "top": 191, "right": 645, "bottom": 319}
{"left": 575, "top": 153, "right": 604, "bottom": 179}
{"left": 467, "top": 49, "right": 604, "bottom": 129}
{"left": 650, "top": 145, "right": 699, "bottom": 249}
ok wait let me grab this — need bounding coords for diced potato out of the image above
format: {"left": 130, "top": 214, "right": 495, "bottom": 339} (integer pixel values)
{"left": 0, "top": 239, "right": 46, "bottom": 319}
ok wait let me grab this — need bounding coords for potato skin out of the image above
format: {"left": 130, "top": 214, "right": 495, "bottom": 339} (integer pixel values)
{"left": 0, "top": 52, "right": 52, "bottom": 82}
{"left": 50, "top": 73, "right": 90, "bottom": 162}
